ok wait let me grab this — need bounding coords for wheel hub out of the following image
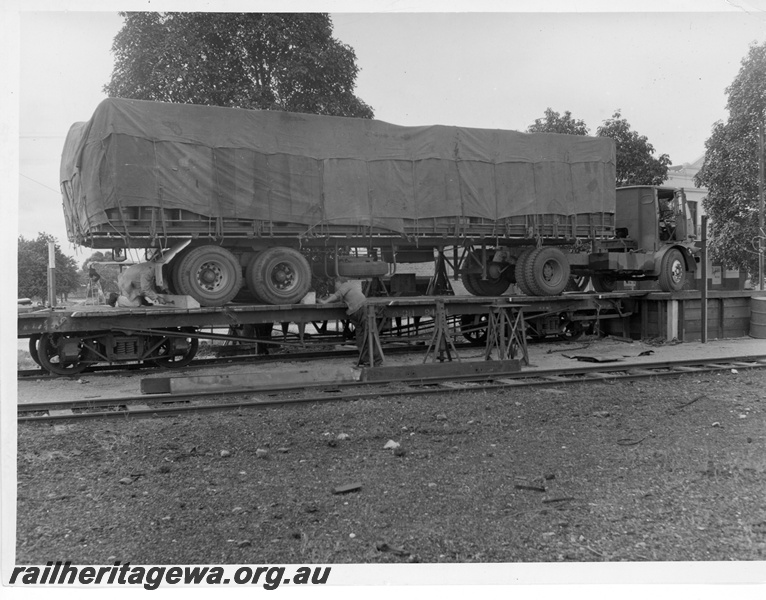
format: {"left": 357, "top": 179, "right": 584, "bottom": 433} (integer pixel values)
{"left": 198, "top": 262, "right": 224, "bottom": 290}
{"left": 271, "top": 263, "right": 295, "bottom": 290}
{"left": 671, "top": 260, "right": 683, "bottom": 283}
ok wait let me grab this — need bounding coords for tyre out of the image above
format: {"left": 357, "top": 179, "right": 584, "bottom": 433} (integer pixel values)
{"left": 460, "top": 272, "right": 510, "bottom": 296}
{"left": 244, "top": 253, "right": 267, "bottom": 303}
{"left": 174, "top": 246, "right": 243, "bottom": 307}
{"left": 166, "top": 246, "right": 193, "bottom": 295}
{"left": 460, "top": 272, "right": 481, "bottom": 296}
{"left": 37, "top": 333, "right": 88, "bottom": 376}
{"left": 591, "top": 274, "right": 617, "bottom": 293}
{"left": 514, "top": 248, "right": 536, "bottom": 296}
{"left": 247, "top": 247, "right": 312, "bottom": 305}
{"left": 658, "top": 248, "right": 687, "bottom": 292}
{"left": 564, "top": 274, "right": 591, "bottom": 292}
{"left": 524, "top": 247, "right": 570, "bottom": 296}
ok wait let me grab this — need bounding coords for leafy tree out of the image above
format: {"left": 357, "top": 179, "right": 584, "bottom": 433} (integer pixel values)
{"left": 596, "top": 110, "right": 671, "bottom": 187}
{"left": 18, "top": 234, "right": 80, "bottom": 302}
{"left": 104, "top": 12, "right": 373, "bottom": 118}
{"left": 695, "top": 41, "right": 766, "bottom": 276}
{"left": 81, "top": 251, "right": 121, "bottom": 296}
{"left": 527, "top": 108, "right": 590, "bottom": 135}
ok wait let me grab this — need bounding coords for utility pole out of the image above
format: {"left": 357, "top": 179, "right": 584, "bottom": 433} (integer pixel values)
{"left": 47, "top": 241, "right": 57, "bottom": 308}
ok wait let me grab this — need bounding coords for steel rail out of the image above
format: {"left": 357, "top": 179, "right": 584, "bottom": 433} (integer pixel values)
{"left": 18, "top": 355, "right": 766, "bottom": 422}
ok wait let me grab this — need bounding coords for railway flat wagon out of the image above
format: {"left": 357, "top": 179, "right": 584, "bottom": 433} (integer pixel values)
{"left": 61, "top": 98, "right": 617, "bottom": 306}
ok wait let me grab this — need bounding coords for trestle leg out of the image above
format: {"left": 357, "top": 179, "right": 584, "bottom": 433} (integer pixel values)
{"left": 484, "top": 303, "right": 529, "bottom": 366}
{"left": 423, "top": 299, "right": 460, "bottom": 363}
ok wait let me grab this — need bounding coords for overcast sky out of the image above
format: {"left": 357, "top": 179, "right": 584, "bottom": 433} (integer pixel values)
{"left": 9, "top": 2, "right": 766, "bottom": 260}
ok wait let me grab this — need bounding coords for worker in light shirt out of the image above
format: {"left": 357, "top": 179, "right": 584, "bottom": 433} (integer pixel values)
{"left": 108, "top": 261, "right": 167, "bottom": 308}
{"left": 319, "top": 277, "right": 382, "bottom": 367}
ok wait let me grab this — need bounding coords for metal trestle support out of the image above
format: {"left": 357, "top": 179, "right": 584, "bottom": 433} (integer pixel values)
{"left": 424, "top": 299, "right": 460, "bottom": 363}
{"left": 484, "top": 303, "right": 529, "bottom": 366}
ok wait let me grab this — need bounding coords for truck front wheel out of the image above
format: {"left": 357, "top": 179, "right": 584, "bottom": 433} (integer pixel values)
{"left": 658, "top": 248, "right": 687, "bottom": 292}
{"left": 175, "top": 246, "right": 243, "bottom": 307}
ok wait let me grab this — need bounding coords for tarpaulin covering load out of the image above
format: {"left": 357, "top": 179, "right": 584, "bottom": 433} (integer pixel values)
{"left": 61, "top": 98, "right": 616, "bottom": 244}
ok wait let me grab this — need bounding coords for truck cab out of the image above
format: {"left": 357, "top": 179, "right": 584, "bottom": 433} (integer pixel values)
{"left": 589, "top": 185, "right": 699, "bottom": 292}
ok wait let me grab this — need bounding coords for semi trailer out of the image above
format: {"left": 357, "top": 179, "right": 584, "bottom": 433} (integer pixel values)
{"left": 61, "top": 98, "right": 698, "bottom": 307}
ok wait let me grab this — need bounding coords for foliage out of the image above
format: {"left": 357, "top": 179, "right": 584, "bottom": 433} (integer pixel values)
{"left": 596, "top": 110, "right": 671, "bottom": 187}
{"left": 104, "top": 12, "right": 373, "bottom": 118}
{"left": 527, "top": 108, "right": 670, "bottom": 188}
{"left": 18, "top": 234, "right": 80, "bottom": 301}
{"left": 526, "top": 107, "right": 589, "bottom": 135}
{"left": 695, "top": 41, "right": 766, "bottom": 275}
{"left": 81, "top": 251, "right": 121, "bottom": 295}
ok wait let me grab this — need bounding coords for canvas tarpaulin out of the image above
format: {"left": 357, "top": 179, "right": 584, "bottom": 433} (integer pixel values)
{"left": 61, "top": 98, "right": 616, "bottom": 242}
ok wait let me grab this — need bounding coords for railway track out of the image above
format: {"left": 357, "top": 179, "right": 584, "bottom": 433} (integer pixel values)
{"left": 18, "top": 355, "right": 766, "bottom": 423}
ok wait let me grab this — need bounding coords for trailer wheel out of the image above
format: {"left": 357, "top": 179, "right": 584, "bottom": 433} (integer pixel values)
{"left": 460, "top": 273, "right": 481, "bottom": 295}
{"left": 514, "top": 248, "right": 536, "bottom": 296}
{"left": 658, "top": 248, "right": 687, "bottom": 292}
{"left": 175, "top": 246, "right": 243, "bottom": 307}
{"left": 248, "top": 247, "right": 312, "bottom": 305}
{"left": 37, "top": 333, "right": 89, "bottom": 376}
{"left": 166, "top": 246, "right": 193, "bottom": 295}
{"left": 460, "top": 272, "right": 511, "bottom": 296}
{"left": 524, "top": 247, "right": 570, "bottom": 296}
{"left": 565, "top": 274, "right": 591, "bottom": 292}
{"left": 591, "top": 274, "right": 617, "bottom": 292}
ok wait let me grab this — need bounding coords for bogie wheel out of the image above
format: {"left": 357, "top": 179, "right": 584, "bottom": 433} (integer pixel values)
{"left": 37, "top": 333, "right": 89, "bottom": 376}
{"left": 514, "top": 248, "right": 536, "bottom": 296}
{"left": 565, "top": 274, "right": 591, "bottom": 292}
{"left": 524, "top": 247, "right": 571, "bottom": 296}
{"left": 460, "top": 314, "right": 489, "bottom": 345}
{"left": 248, "top": 247, "right": 312, "bottom": 305}
{"left": 560, "top": 319, "right": 584, "bottom": 341}
{"left": 28, "top": 335, "right": 41, "bottom": 367}
{"left": 175, "top": 246, "right": 243, "bottom": 307}
{"left": 591, "top": 274, "right": 617, "bottom": 293}
{"left": 658, "top": 248, "right": 687, "bottom": 292}
{"left": 151, "top": 328, "right": 199, "bottom": 368}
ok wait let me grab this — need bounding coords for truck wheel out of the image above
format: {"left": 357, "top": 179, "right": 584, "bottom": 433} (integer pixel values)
{"left": 166, "top": 246, "right": 193, "bottom": 295}
{"left": 565, "top": 274, "right": 590, "bottom": 292}
{"left": 658, "top": 248, "right": 686, "bottom": 292}
{"left": 514, "top": 248, "right": 536, "bottom": 295}
{"left": 591, "top": 274, "right": 617, "bottom": 292}
{"left": 248, "top": 247, "right": 311, "bottom": 304}
{"left": 460, "top": 273, "right": 481, "bottom": 295}
{"left": 244, "top": 254, "right": 267, "bottom": 303}
{"left": 524, "top": 247, "right": 570, "bottom": 296}
{"left": 175, "top": 246, "right": 243, "bottom": 307}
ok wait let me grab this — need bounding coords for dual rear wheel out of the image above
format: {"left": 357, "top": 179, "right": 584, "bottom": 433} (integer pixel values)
{"left": 167, "top": 245, "right": 312, "bottom": 306}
